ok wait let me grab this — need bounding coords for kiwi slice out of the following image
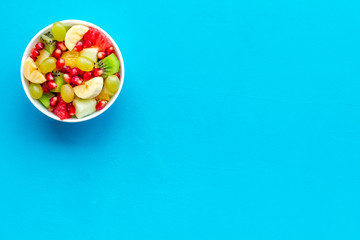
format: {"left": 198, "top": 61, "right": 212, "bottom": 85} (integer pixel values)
{"left": 39, "top": 92, "right": 55, "bottom": 109}
{"left": 95, "top": 53, "right": 120, "bottom": 77}
{"left": 51, "top": 71, "right": 65, "bottom": 93}
{"left": 40, "top": 32, "right": 57, "bottom": 54}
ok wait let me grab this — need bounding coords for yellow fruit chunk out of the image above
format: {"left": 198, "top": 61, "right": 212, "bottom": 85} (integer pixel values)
{"left": 96, "top": 88, "right": 110, "bottom": 101}
{"left": 23, "top": 57, "right": 46, "bottom": 84}
{"left": 62, "top": 50, "right": 80, "bottom": 67}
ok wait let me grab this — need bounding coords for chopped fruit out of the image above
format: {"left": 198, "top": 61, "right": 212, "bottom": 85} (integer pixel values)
{"left": 105, "top": 46, "right": 114, "bottom": 56}
{"left": 83, "top": 27, "right": 111, "bottom": 51}
{"left": 31, "top": 48, "right": 40, "bottom": 57}
{"left": 56, "top": 58, "right": 65, "bottom": 69}
{"left": 49, "top": 96, "right": 58, "bottom": 107}
{"left": 67, "top": 103, "right": 76, "bottom": 116}
{"left": 30, "top": 56, "right": 37, "bottom": 61}
{"left": 35, "top": 49, "right": 50, "bottom": 66}
{"left": 40, "top": 32, "right": 57, "bottom": 54}
{"left": 45, "top": 72, "right": 54, "bottom": 81}
{"left": 93, "top": 68, "right": 104, "bottom": 77}
{"left": 39, "top": 57, "right": 57, "bottom": 73}
{"left": 78, "top": 70, "right": 85, "bottom": 77}
{"left": 42, "top": 84, "right": 50, "bottom": 93}
{"left": 53, "top": 48, "right": 62, "bottom": 58}
{"left": 95, "top": 53, "right": 120, "bottom": 77}
{"left": 96, "top": 100, "right": 107, "bottom": 111}
{"left": 73, "top": 98, "right": 97, "bottom": 118}
{"left": 73, "top": 77, "right": 103, "bottom": 99}
{"left": 71, "top": 76, "right": 83, "bottom": 85}
{"left": 69, "top": 67, "right": 80, "bottom": 77}
{"left": 51, "top": 72, "right": 66, "bottom": 92}
{"left": 53, "top": 96, "right": 70, "bottom": 120}
{"left": 80, "top": 47, "right": 98, "bottom": 63}
{"left": 96, "top": 88, "right": 110, "bottom": 101}
{"left": 56, "top": 42, "right": 67, "bottom": 51}
{"left": 62, "top": 50, "right": 80, "bottom": 67}
{"left": 47, "top": 81, "right": 57, "bottom": 90}
{"left": 76, "top": 56, "right": 94, "bottom": 71}
{"left": 74, "top": 41, "right": 83, "bottom": 52}
{"left": 63, "top": 73, "right": 71, "bottom": 84}
{"left": 39, "top": 92, "right": 54, "bottom": 108}
{"left": 62, "top": 66, "right": 71, "bottom": 73}
{"left": 97, "top": 51, "right": 106, "bottom": 60}
{"left": 105, "top": 75, "right": 120, "bottom": 93}
{"left": 23, "top": 57, "right": 46, "bottom": 84}
{"left": 35, "top": 42, "right": 45, "bottom": 50}
{"left": 115, "top": 72, "right": 120, "bottom": 79}
{"left": 64, "top": 25, "right": 89, "bottom": 51}
{"left": 52, "top": 22, "right": 67, "bottom": 41}
{"left": 29, "top": 83, "right": 43, "bottom": 99}
{"left": 83, "top": 40, "right": 93, "bottom": 48}
{"left": 83, "top": 71, "right": 92, "bottom": 80}
{"left": 61, "top": 84, "right": 75, "bottom": 103}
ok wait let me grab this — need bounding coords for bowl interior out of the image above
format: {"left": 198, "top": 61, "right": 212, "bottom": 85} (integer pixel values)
{"left": 20, "top": 20, "right": 125, "bottom": 123}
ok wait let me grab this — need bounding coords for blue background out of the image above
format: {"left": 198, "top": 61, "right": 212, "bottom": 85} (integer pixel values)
{"left": 1, "top": 0, "right": 360, "bottom": 239}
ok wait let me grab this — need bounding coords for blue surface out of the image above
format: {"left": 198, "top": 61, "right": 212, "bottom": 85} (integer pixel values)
{"left": 1, "top": 0, "right": 360, "bottom": 239}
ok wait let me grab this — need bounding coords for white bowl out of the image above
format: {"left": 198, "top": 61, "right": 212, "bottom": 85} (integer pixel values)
{"left": 20, "top": 20, "right": 125, "bottom": 123}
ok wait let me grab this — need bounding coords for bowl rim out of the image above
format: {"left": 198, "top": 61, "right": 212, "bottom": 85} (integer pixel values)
{"left": 20, "top": 19, "right": 125, "bottom": 123}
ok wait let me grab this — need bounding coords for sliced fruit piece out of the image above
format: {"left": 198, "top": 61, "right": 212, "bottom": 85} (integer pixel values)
{"left": 39, "top": 57, "right": 57, "bottom": 73}
{"left": 95, "top": 53, "right": 120, "bottom": 77}
{"left": 64, "top": 25, "right": 89, "bottom": 51}
{"left": 40, "top": 32, "right": 57, "bottom": 54}
{"left": 53, "top": 96, "right": 70, "bottom": 120}
{"left": 51, "top": 72, "right": 66, "bottom": 92}
{"left": 83, "top": 27, "right": 112, "bottom": 51}
{"left": 96, "top": 88, "right": 110, "bottom": 101}
{"left": 39, "top": 92, "right": 55, "bottom": 109}
{"left": 62, "top": 50, "right": 80, "bottom": 67}
{"left": 52, "top": 22, "right": 67, "bottom": 41}
{"left": 73, "top": 98, "right": 97, "bottom": 118}
{"left": 23, "top": 57, "right": 46, "bottom": 84}
{"left": 73, "top": 77, "right": 103, "bottom": 99}
{"left": 35, "top": 49, "right": 50, "bottom": 66}
{"left": 75, "top": 56, "right": 94, "bottom": 71}
{"left": 29, "top": 83, "right": 43, "bottom": 99}
{"left": 80, "top": 47, "right": 98, "bottom": 63}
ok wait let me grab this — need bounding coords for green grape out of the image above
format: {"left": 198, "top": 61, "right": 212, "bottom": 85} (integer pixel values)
{"left": 75, "top": 56, "right": 94, "bottom": 71}
{"left": 61, "top": 84, "right": 75, "bottom": 103}
{"left": 52, "top": 22, "right": 66, "bottom": 42}
{"left": 29, "top": 83, "right": 43, "bottom": 99}
{"left": 39, "top": 57, "right": 56, "bottom": 73}
{"left": 105, "top": 75, "right": 120, "bottom": 93}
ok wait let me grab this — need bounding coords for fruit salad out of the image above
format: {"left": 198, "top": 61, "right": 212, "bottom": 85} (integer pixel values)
{"left": 23, "top": 21, "right": 121, "bottom": 120}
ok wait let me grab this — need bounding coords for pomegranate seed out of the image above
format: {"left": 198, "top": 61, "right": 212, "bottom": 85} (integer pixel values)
{"left": 35, "top": 42, "right": 45, "bottom": 50}
{"left": 31, "top": 48, "right": 40, "bottom": 57}
{"left": 71, "top": 76, "right": 83, "bottom": 85}
{"left": 93, "top": 68, "right": 104, "bottom": 77}
{"left": 42, "top": 84, "right": 49, "bottom": 93}
{"left": 53, "top": 48, "right": 62, "bottom": 59}
{"left": 45, "top": 73, "right": 54, "bottom": 81}
{"left": 83, "top": 71, "right": 93, "bottom": 80}
{"left": 115, "top": 72, "right": 120, "bottom": 79}
{"left": 56, "top": 58, "right": 65, "bottom": 69}
{"left": 49, "top": 96, "right": 58, "bottom": 107}
{"left": 62, "top": 66, "right": 71, "bottom": 73}
{"left": 30, "top": 56, "right": 37, "bottom": 61}
{"left": 63, "top": 73, "right": 71, "bottom": 84}
{"left": 47, "top": 81, "right": 57, "bottom": 90}
{"left": 97, "top": 51, "right": 106, "bottom": 60}
{"left": 69, "top": 67, "right": 80, "bottom": 77}
{"left": 67, "top": 103, "right": 76, "bottom": 116}
{"left": 83, "top": 40, "right": 92, "bottom": 48}
{"left": 105, "top": 47, "right": 114, "bottom": 56}
{"left": 74, "top": 41, "right": 83, "bottom": 52}
{"left": 48, "top": 107, "right": 54, "bottom": 112}
{"left": 78, "top": 70, "right": 85, "bottom": 77}
{"left": 96, "top": 101, "right": 107, "bottom": 111}
{"left": 56, "top": 42, "right": 67, "bottom": 51}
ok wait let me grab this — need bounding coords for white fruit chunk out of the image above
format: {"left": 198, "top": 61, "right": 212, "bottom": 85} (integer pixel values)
{"left": 65, "top": 25, "right": 89, "bottom": 51}
{"left": 23, "top": 57, "right": 46, "bottom": 84}
{"left": 73, "top": 77, "right": 103, "bottom": 99}
{"left": 35, "top": 49, "right": 50, "bottom": 66}
{"left": 73, "top": 98, "right": 96, "bottom": 119}
{"left": 80, "top": 47, "right": 98, "bottom": 63}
